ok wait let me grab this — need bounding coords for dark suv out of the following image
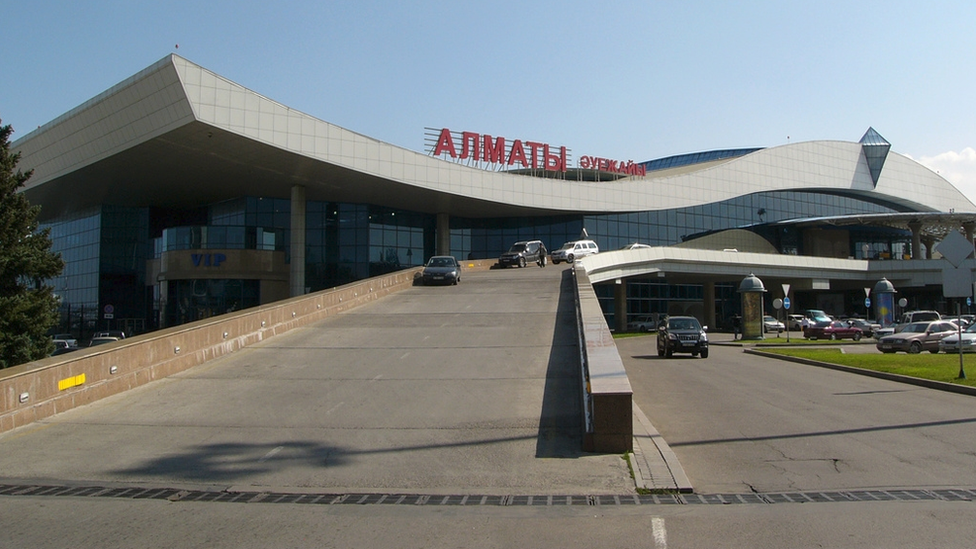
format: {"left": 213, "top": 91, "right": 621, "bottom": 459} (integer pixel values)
{"left": 498, "top": 240, "right": 543, "bottom": 268}
{"left": 657, "top": 316, "right": 708, "bottom": 358}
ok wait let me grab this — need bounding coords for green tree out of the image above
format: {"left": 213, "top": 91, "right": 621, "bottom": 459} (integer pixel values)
{"left": 0, "top": 120, "right": 64, "bottom": 368}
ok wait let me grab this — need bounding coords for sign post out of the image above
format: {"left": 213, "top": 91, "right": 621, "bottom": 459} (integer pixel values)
{"left": 782, "top": 284, "right": 791, "bottom": 343}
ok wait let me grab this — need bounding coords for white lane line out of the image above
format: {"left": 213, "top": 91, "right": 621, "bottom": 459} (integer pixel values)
{"left": 325, "top": 402, "right": 345, "bottom": 415}
{"left": 259, "top": 446, "right": 284, "bottom": 462}
{"left": 652, "top": 517, "right": 667, "bottom": 548}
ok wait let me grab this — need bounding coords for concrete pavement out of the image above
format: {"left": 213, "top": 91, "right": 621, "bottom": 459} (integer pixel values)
{"left": 0, "top": 265, "right": 689, "bottom": 497}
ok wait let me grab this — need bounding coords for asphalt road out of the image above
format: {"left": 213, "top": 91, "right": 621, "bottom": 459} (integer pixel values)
{"left": 617, "top": 336, "right": 976, "bottom": 494}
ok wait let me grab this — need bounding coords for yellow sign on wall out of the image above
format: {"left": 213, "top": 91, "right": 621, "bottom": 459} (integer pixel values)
{"left": 58, "top": 374, "right": 86, "bottom": 391}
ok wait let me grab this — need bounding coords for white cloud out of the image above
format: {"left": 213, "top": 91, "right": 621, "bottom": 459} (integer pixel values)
{"left": 911, "top": 148, "right": 976, "bottom": 207}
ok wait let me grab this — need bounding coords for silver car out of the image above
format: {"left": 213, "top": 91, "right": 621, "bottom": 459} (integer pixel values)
{"left": 939, "top": 323, "right": 976, "bottom": 353}
{"left": 876, "top": 320, "right": 957, "bottom": 354}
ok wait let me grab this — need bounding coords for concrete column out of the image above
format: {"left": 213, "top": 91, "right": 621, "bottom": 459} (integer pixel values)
{"left": 922, "top": 236, "right": 936, "bottom": 260}
{"left": 909, "top": 222, "right": 922, "bottom": 260}
{"left": 436, "top": 213, "right": 450, "bottom": 256}
{"left": 703, "top": 281, "right": 716, "bottom": 330}
{"left": 290, "top": 185, "right": 306, "bottom": 297}
{"left": 614, "top": 280, "right": 627, "bottom": 333}
{"left": 157, "top": 280, "right": 168, "bottom": 329}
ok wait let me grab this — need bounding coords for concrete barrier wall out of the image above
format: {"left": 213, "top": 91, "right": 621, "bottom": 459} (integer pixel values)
{"left": 574, "top": 267, "right": 634, "bottom": 453}
{"left": 1, "top": 258, "right": 501, "bottom": 435}
{"left": 0, "top": 267, "right": 431, "bottom": 434}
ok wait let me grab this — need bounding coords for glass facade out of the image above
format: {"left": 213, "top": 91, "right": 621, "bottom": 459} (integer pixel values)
{"left": 40, "top": 185, "right": 921, "bottom": 338}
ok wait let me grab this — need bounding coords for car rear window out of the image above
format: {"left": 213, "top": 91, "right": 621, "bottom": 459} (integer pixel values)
{"left": 913, "top": 312, "right": 939, "bottom": 321}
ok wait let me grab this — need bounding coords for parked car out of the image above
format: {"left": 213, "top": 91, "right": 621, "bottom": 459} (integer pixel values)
{"left": 421, "top": 255, "right": 461, "bottom": 285}
{"left": 627, "top": 315, "right": 657, "bottom": 332}
{"left": 763, "top": 315, "right": 785, "bottom": 333}
{"left": 787, "top": 314, "right": 804, "bottom": 331}
{"left": 94, "top": 330, "right": 126, "bottom": 339}
{"left": 804, "top": 320, "right": 863, "bottom": 341}
{"left": 939, "top": 323, "right": 976, "bottom": 353}
{"left": 845, "top": 318, "right": 880, "bottom": 338}
{"left": 52, "top": 333, "right": 79, "bottom": 348}
{"left": 550, "top": 239, "right": 599, "bottom": 264}
{"left": 875, "top": 320, "right": 958, "bottom": 354}
{"left": 498, "top": 240, "right": 544, "bottom": 268}
{"left": 51, "top": 344, "right": 79, "bottom": 356}
{"left": 657, "top": 316, "right": 708, "bottom": 358}
{"left": 801, "top": 309, "right": 832, "bottom": 336}
{"left": 89, "top": 336, "right": 120, "bottom": 347}
{"left": 875, "top": 310, "right": 942, "bottom": 338}
{"left": 620, "top": 242, "right": 651, "bottom": 250}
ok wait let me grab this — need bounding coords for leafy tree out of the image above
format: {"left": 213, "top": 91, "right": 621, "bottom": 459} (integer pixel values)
{"left": 0, "top": 120, "right": 64, "bottom": 368}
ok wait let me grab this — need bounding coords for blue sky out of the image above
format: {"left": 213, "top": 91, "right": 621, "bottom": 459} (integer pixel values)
{"left": 3, "top": 1, "right": 975, "bottom": 202}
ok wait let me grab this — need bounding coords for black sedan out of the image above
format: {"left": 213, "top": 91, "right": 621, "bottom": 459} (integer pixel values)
{"left": 421, "top": 256, "right": 461, "bottom": 285}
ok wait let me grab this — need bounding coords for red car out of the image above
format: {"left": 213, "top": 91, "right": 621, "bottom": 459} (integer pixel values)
{"left": 804, "top": 320, "right": 863, "bottom": 341}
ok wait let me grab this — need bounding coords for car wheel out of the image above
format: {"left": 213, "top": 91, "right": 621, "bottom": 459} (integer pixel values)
{"left": 519, "top": 257, "right": 526, "bottom": 268}
{"left": 853, "top": 332, "right": 861, "bottom": 341}
{"left": 551, "top": 259, "right": 560, "bottom": 264}
{"left": 930, "top": 349, "right": 940, "bottom": 354}
{"left": 566, "top": 254, "right": 575, "bottom": 263}
{"left": 700, "top": 348, "right": 708, "bottom": 359}
{"left": 908, "top": 341, "right": 922, "bottom": 354}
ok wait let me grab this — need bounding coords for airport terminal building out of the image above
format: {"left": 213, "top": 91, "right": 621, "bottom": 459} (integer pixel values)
{"left": 13, "top": 54, "right": 976, "bottom": 338}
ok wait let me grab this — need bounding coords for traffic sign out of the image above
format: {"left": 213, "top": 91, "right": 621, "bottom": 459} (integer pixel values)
{"left": 783, "top": 297, "right": 791, "bottom": 310}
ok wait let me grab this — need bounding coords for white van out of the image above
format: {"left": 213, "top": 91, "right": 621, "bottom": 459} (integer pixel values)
{"left": 551, "top": 239, "right": 599, "bottom": 264}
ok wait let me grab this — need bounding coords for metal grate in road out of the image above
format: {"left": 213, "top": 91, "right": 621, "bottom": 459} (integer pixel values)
{"left": 1, "top": 484, "right": 973, "bottom": 506}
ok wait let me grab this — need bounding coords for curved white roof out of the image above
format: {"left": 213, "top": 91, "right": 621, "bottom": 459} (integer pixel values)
{"left": 14, "top": 54, "right": 975, "bottom": 221}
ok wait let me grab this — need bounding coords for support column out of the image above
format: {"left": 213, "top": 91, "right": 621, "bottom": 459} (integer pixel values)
{"left": 290, "top": 185, "right": 306, "bottom": 297}
{"left": 703, "top": 281, "right": 716, "bottom": 330}
{"left": 909, "top": 222, "right": 922, "bottom": 260}
{"left": 923, "top": 236, "right": 936, "bottom": 259}
{"left": 614, "top": 280, "right": 627, "bottom": 333}
{"left": 436, "top": 213, "right": 450, "bottom": 256}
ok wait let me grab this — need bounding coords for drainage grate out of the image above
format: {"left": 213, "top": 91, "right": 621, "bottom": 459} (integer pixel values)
{"left": 1, "top": 484, "right": 973, "bottom": 506}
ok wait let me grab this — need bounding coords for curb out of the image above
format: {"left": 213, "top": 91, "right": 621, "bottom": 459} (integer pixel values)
{"left": 630, "top": 404, "right": 693, "bottom": 493}
{"left": 745, "top": 348, "right": 976, "bottom": 397}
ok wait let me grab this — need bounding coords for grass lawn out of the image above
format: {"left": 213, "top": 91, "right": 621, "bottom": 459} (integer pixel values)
{"left": 759, "top": 347, "right": 976, "bottom": 387}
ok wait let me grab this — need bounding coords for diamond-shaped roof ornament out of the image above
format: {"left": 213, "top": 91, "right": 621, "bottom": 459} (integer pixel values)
{"left": 859, "top": 127, "right": 890, "bottom": 187}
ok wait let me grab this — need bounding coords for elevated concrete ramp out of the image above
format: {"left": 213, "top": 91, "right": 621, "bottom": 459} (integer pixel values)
{"left": 0, "top": 266, "right": 640, "bottom": 495}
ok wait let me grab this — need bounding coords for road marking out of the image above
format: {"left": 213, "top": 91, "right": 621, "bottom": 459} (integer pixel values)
{"left": 399, "top": 352, "right": 410, "bottom": 360}
{"left": 259, "top": 446, "right": 284, "bottom": 462}
{"left": 652, "top": 517, "right": 667, "bottom": 548}
{"left": 325, "top": 402, "right": 344, "bottom": 415}
{"left": 371, "top": 374, "right": 384, "bottom": 382}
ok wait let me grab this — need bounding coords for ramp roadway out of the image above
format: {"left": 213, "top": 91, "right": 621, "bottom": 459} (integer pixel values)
{"left": 0, "top": 265, "right": 667, "bottom": 496}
